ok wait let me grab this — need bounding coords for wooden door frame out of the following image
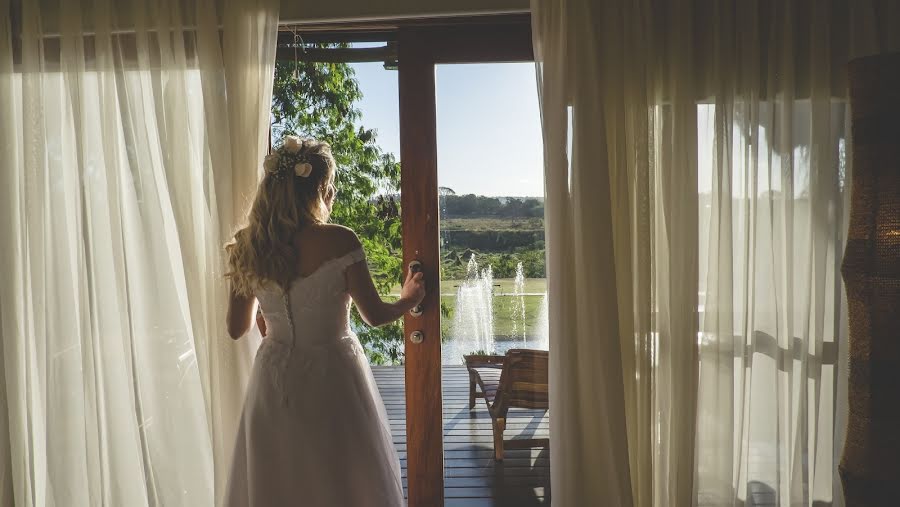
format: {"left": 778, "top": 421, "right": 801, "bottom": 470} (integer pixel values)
{"left": 398, "top": 29, "right": 444, "bottom": 507}
{"left": 397, "top": 21, "right": 532, "bottom": 507}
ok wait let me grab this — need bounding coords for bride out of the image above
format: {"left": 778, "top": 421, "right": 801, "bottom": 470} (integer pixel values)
{"left": 222, "top": 136, "right": 424, "bottom": 506}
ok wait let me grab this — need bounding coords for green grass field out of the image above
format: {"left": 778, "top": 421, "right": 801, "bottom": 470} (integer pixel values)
{"left": 439, "top": 293, "right": 545, "bottom": 339}
{"left": 444, "top": 277, "right": 546, "bottom": 296}
{"left": 390, "top": 278, "right": 547, "bottom": 339}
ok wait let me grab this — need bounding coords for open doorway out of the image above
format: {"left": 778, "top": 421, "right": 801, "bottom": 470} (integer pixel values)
{"left": 435, "top": 62, "right": 550, "bottom": 506}
{"left": 274, "top": 17, "right": 547, "bottom": 506}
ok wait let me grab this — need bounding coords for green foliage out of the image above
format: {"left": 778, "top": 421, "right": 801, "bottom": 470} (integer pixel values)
{"left": 441, "top": 217, "right": 544, "bottom": 231}
{"left": 271, "top": 44, "right": 404, "bottom": 364}
{"left": 442, "top": 230, "right": 545, "bottom": 252}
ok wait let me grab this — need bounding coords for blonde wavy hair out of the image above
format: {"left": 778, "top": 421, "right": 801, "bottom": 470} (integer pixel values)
{"left": 225, "top": 138, "right": 337, "bottom": 296}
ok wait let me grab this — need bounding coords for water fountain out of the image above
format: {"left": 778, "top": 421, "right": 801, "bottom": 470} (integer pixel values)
{"left": 510, "top": 262, "right": 527, "bottom": 345}
{"left": 534, "top": 293, "right": 549, "bottom": 350}
{"left": 444, "top": 255, "right": 495, "bottom": 364}
{"left": 444, "top": 257, "right": 551, "bottom": 364}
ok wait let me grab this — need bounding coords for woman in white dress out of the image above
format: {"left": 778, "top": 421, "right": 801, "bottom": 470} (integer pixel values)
{"left": 222, "top": 136, "right": 424, "bottom": 506}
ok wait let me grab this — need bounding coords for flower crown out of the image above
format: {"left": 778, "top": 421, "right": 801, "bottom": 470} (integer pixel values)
{"left": 263, "top": 135, "right": 314, "bottom": 180}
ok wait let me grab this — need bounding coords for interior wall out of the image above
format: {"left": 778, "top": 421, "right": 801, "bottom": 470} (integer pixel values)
{"left": 279, "top": 0, "right": 529, "bottom": 24}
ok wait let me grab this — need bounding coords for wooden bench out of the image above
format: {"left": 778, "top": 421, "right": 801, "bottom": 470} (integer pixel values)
{"left": 466, "top": 349, "right": 550, "bottom": 461}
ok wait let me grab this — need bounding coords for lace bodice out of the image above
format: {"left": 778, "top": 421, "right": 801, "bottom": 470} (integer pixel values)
{"left": 252, "top": 247, "right": 368, "bottom": 403}
{"left": 255, "top": 247, "right": 366, "bottom": 347}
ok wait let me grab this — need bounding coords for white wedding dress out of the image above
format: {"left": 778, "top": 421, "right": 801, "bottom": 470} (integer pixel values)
{"left": 224, "top": 248, "right": 404, "bottom": 507}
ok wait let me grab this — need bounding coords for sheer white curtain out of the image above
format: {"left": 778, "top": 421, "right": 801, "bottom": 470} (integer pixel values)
{"left": 532, "top": 1, "right": 900, "bottom": 506}
{"left": 0, "top": 0, "right": 277, "bottom": 505}
{"left": 695, "top": 3, "right": 899, "bottom": 506}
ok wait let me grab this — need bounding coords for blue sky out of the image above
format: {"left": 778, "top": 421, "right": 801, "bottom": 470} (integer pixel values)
{"left": 349, "top": 61, "right": 545, "bottom": 197}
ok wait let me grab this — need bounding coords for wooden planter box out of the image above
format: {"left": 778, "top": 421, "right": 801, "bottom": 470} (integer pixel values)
{"left": 463, "top": 354, "right": 506, "bottom": 368}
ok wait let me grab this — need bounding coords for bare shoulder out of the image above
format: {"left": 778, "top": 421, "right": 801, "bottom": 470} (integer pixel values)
{"left": 318, "top": 224, "right": 362, "bottom": 255}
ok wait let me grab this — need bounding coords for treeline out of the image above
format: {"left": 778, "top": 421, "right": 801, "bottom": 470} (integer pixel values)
{"left": 441, "top": 194, "right": 544, "bottom": 218}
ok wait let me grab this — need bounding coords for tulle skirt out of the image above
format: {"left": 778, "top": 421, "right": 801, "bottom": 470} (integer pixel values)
{"left": 223, "top": 335, "right": 403, "bottom": 507}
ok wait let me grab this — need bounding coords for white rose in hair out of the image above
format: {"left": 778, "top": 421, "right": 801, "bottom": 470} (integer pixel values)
{"left": 263, "top": 154, "right": 280, "bottom": 173}
{"left": 283, "top": 135, "right": 302, "bottom": 153}
{"left": 294, "top": 162, "right": 313, "bottom": 178}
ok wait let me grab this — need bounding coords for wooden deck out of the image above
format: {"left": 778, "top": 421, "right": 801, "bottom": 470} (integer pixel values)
{"left": 373, "top": 365, "right": 551, "bottom": 506}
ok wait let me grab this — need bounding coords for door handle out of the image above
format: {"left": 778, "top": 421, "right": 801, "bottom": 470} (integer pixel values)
{"left": 408, "top": 260, "right": 424, "bottom": 317}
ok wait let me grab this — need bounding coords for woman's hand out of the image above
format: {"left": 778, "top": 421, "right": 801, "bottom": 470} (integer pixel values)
{"left": 399, "top": 269, "right": 426, "bottom": 308}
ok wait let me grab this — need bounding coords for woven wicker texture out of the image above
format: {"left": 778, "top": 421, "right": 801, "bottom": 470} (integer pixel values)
{"left": 839, "top": 52, "right": 900, "bottom": 506}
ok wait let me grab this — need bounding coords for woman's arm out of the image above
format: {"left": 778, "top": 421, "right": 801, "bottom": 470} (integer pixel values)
{"left": 347, "top": 259, "right": 425, "bottom": 328}
{"left": 256, "top": 307, "right": 268, "bottom": 337}
{"left": 226, "top": 287, "right": 257, "bottom": 339}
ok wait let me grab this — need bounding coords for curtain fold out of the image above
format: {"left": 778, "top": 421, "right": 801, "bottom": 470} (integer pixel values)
{"left": 0, "top": 0, "right": 278, "bottom": 505}
{"left": 532, "top": 1, "right": 900, "bottom": 506}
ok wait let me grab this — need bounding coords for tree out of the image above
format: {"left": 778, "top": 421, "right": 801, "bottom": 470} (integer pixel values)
{"left": 271, "top": 45, "right": 405, "bottom": 364}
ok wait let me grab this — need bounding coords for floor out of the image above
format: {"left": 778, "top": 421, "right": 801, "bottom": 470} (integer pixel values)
{"left": 372, "top": 365, "right": 551, "bottom": 507}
